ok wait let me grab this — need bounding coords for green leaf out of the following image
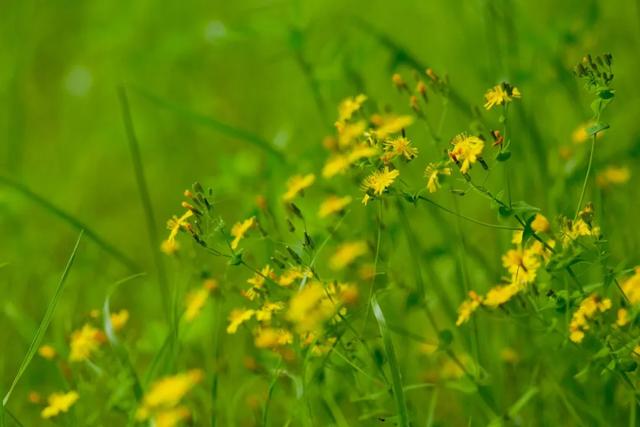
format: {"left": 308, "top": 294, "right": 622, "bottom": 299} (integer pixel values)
{"left": 511, "top": 200, "right": 540, "bottom": 216}
{"left": 586, "top": 122, "right": 609, "bottom": 136}
{"left": 2, "top": 232, "right": 83, "bottom": 407}
{"left": 371, "top": 294, "right": 410, "bottom": 427}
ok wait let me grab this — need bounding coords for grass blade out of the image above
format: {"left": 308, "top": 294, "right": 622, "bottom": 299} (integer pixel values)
{"left": 2, "top": 231, "right": 83, "bottom": 407}
{"left": 129, "top": 86, "right": 287, "bottom": 163}
{"left": 118, "top": 86, "right": 170, "bottom": 317}
{"left": 371, "top": 294, "right": 410, "bottom": 427}
{"left": 0, "top": 175, "right": 137, "bottom": 271}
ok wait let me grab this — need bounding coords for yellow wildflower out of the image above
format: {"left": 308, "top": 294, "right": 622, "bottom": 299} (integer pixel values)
{"left": 278, "top": 266, "right": 313, "bottom": 287}
{"left": 572, "top": 122, "right": 604, "bottom": 145}
{"left": 184, "top": 284, "right": 212, "bottom": 322}
{"left": 110, "top": 309, "right": 129, "bottom": 331}
{"left": 255, "top": 301, "right": 285, "bottom": 323}
{"left": 322, "top": 154, "right": 350, "bottom": 178}
{"left": 337, "top": 94, "right": 367, "bottom": 123}
{"left": 347, "top": 143, "right": 379, "bottom": 163}
{"left": 38, "top": 345, "right": 57, "bottom": 360}
{"left": 596, "top": 166, "right": 630, "bottom": 188}
{"left": 254, "top": 327, "right": 293, "bottom": 349}
{"left": 484, "top": 82, "right": 521, "bottom": 110}
{"left": 502, "top": 247, "right": 541, "bottom": 285}
{"left": 425, "top": 163, "right": 451, "bottom": 193}
{"left": 362, "top": 167, "right": 400, "bottom": 196}
{"left": 511, "top": 230, "right": 523, "bottom": 245}
{"left": 561, "top": 217, "right": 598, "bottom": 247}
{"left": 617, "top": 308, "right": 630, "bottom": 327}
{"left": 382, "top": 136, "right": 418, "bottom": 162}
{"left": 227, "top": 308, "right": 255, "bottom": 334}
{"left": 318, "top": 195, "right": 352, "bottom": 218}
{"left": 621, "top": 267, "right": 640, "bottom": 305}
{"left": 456, "top": 291, "right": 483, "bottom": 326}
{"left": 569, "top": 294, "right": 612, "bottom": 343}
{"left": 370, "top": 114, "right": 414, "bottom": 138}
{"left": 230, "top": 216, "right": 255, "bottom": 250}
{"left": 483, "top": 283, "right": 522, "bottom": 308}
{"left": 161, "top": 210, "right": 193, "bottom": 254}
{"left": 449, "top": 134, "right": 484, "bottom": 174}
{"left": 330, "top": 241, "right": 368, "bottom": 270}
{"left": 282, "top": 174, "right": 315, "bottom": 201}
{"left": 531, "top": 213, "right": 550, "bottom": 233}
{"left": 154, "top": 406, "right": 190, "bottom": 427}
{"left": 69, "top": 323, "right": 103, "bottom": 362}
{"left": 136, "top": 370, "right": 203, "bottom": 421}
{"left": 287, "top": 282, "right": 337, "bottom": 334}
{"left": 336, "top": 120, "right": 366, "bottom": 148}
{"left": 41, "top": 391, "right": 79, "bottom": 419}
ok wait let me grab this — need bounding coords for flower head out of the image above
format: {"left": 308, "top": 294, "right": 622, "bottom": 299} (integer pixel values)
{"left": 370, "top": 114, "right": 414, "bottom": 138}
{"left": 227, "top": 308, "right": 255, "bottom": 334}
{"left": 69, "top": 323, "right": 103, "bottom": 362}
{"left": 230, "top": 216, "right": 255, "bottom": 250}
{"left": 456, "top": 291, "right": 483, "bottom": 326}
{"left": 282, "top": 174, "right": 315, "bottom": 201}
{"left": 330, "top": 241, "right": 368, "bottom": 270}
{"left": 136, "top": 370, "right": 203, "bottom": 422}
{"left": 483, "top": 283, "right": 522, "bottom": 308}
{"left": 41, "top": 391, "right": 79, "bottom": 419}
{"left": 161, "top": 210, "right": 193, "bottom": 254}
{"left": 484, "top": 82, "right": 521, "bottom": 110}
{"left": 569, "top": 294, "right": 612, "bottom": 343}
{"left": 362, "top": 167, "right": 400, "bottom": 198}
{"left": 425, "top": 163, "right": 451, "bottom": 193}
{"left": 596, "top": 166, "right": 630, "bottom": 188}
{"left": 337, "top": 94, "right": 367, "bottom": 123}
{"left": 110, "top": 309, "right": 129, "bottom": 331}
{"left": 38, "top": 345, "right": 57, "bottom": 360}
{"left": 382, "top": 136, "right": 418, "bottom": 162}
{"left": 318, "top": 195, "right": 352, "bottom": 218}
{"left": 449, "top": 134, "right": 484, "bottom": 174}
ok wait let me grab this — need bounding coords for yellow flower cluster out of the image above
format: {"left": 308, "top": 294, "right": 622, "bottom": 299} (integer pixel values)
{"left": 484, "top": 82, "right": 521, "bottom": 110}
{"left": 136, "top": 369, "right": 203, "bottom": 426}
{"left": 41, "top": 391, "right": 79, "bottom": 419}
{"left": 569, "top": 294, "right": 612, "bottom": 343}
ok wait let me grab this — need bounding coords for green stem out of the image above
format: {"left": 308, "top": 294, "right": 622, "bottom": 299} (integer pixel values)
{"left": 575, "top": 133, "right": 597, "bottom": 219}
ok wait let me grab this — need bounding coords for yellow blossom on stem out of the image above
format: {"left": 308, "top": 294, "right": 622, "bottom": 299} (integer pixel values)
{"left": 449, "top": 134, "right": 484, "bottom": 174}
{"left": 501, "top": 247, "right": 541, "bottom": 285}
{"left": 531, "top": 213, "right": 550, "bottom": 233}
{"left": 136, "top": 370, "right": 203, "bottom": 421}
{"left": 322, "top": 154, "right": 350, "bottom": 178}
{"left": 362, "top": 167, "right": 400, "bottom": 199}
{"left": 318, "top": 195, "right": 352, "bottom": 218}
{"left": 484, "top": 82, "right": 521, "bottom": 110}
{"left": 617, "top": 308, "right": 629, "bottom": 327}
{"left": 255, "top": 301, "right": 285, "bottom": 323}
{"left": 154, "top": 406, "right": 190, "bottom": 427}
{"left": 287, "top": 282, "right": 338, "bottom": 334}
{"left": 621, "top": 267, "right": 640, "bottom": 304}
{"left": 230, "top": 216, "right": 255, "bottom": 250}
{"left": 41, "top": 391, "right": 79, "bottom": 419}
{"left": 347, "top": 143, "right": 379, "bottom": 163}
{"left": 278, "top": 266, "right": 313, "bottom": 287}
{"left": 370, "top": 114, "right": 414, "bottom": 138}
{"left": 161, "top": 210, "right": 193, "bottom": 254}
{"left": 184, "top": 283, "right": 214, "bottom": 322}
{"left": 69, "top": 323, "right": 103, "bottom": 362}
{"left": 254, "top": 327, "right": 293, "bottom": 349}
{"left": 282, "top": 174, "right": 315, "bottom": 201}
{"left": 424, "top": 163, "right": 451, "bottom": 193}
{"left": 38, "top": 345, "right": 57, "bottom": 360}
{"left": 569, "top": 294, "right": 611, "bottom": 343}
{"left": 483, "top": 283, "right": 522, "bottom": 308}
{"left": 337, "top": 94, "right": 367, "bottom": 123}
{"left": 110, "top": 309, "right": 129, "bottom": 331}
{"left": 456, "top": 291, "right": 483, "bottom": 326}
{"left": 329, "top": 241, "right": 368, "bottom": 270}
{"left": 336, "top": 120, "right": 366, "bottom": 148}
{"left": 382, "top": 136, "right": 418, "bottom": 162}
{"left": 227, "top": 308, "right": 255, "bottom": 334}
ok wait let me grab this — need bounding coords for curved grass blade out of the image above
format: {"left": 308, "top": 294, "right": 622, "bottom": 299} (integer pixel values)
{"left": 371, "top": 294, "right": 410, "bottom": 427}
{"left": 0, "top": 175, "right": 137, "bottom": 271}
{"left": 2, "top": 231, "right": 83, "bottom": 407}
{"left": 118, "top": 86, "right": 169, "bottom": 317}
{"left": 129, "top": 86, "right": 287, "bottom": 163}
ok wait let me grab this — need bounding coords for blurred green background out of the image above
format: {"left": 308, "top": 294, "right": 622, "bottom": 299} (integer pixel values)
{"left": 2, "top": 0, "right": 640, "bottom": 425}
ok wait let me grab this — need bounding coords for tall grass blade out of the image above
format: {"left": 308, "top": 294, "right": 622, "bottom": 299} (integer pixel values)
{"left": 2, "top": 231, "right": 83, "bottom": 407}
{"left": 371, "top": 294, "right": 410, "bottom": 427}
{"left": 117, "top": 86, "right": 170, "bottom": 317}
